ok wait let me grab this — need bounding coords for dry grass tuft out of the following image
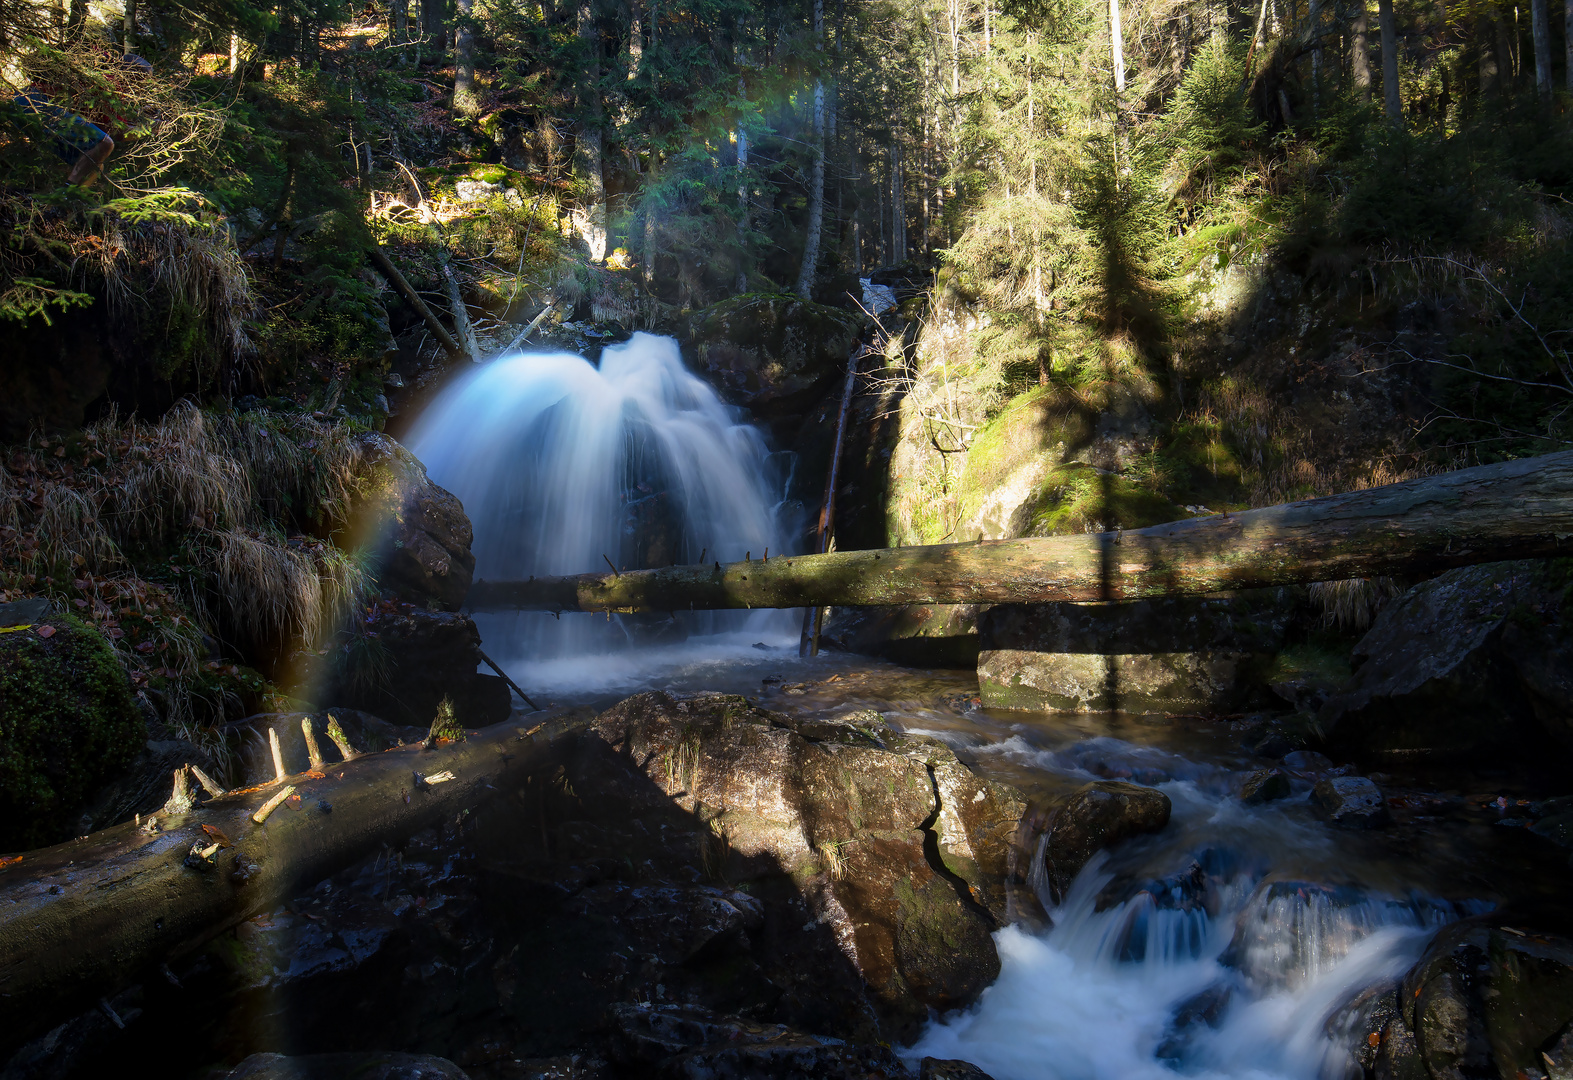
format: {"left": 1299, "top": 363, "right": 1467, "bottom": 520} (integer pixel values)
{"left": 1308, "top": 577, "right": 1405, "bottom": 631}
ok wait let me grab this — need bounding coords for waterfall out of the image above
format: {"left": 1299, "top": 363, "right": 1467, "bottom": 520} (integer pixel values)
{"left": 405, "top": 333, "right": 797, "bottom": 696}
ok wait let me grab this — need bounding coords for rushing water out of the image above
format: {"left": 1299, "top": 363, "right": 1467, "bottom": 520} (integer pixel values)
{"left": 405, "top": 332, "right": 799, "bottom": 693}
{"left": 400, "top": 338, "right": 1536, "bottom": 1080}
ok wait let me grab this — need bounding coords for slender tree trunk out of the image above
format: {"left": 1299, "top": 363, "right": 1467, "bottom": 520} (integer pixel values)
{"left": 1378, "top": 0, "right": 1403, "bottom": 123}
{"left": 1479, "top": 12, "right": 1501, "bottom": 93}
{"left": 122, "top": 0, "right": 137, "bottom": 49}
{"left": 1530, "top": 0, "right": 1552, "bottom": 98}
{"left": 230, "top": 32, "right": 241, "bottom": 73}
{"left": 1566, "top": 0, "right": 1572, "bottom": 90}
{"left": 627, "top": 0, "right": 642, "bottom": 78}
{"left": 1109, "top": 0, "right": 1127, "bottom": 92}
{"left": 795, "top": 0, "right": 826, "bottom": 299}
{"left": 576, "top": 0, "right": 607, "bottom": 262}
{"left": 1352, "top": 0, "right": 1373, "bottom": 103}
{"left": 1309, "top": 0, "right": 1323, "bottom": 114}
{"left": 453, "top": 0, "right": 480, "bottom": 116}
{"left": 890, "top": 136, "right": 906, "bottom": 264}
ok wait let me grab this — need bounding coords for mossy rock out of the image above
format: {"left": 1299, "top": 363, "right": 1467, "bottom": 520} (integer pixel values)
{"left": 0, "top": 614, "right": 144, "bottom": 852}
{"left": 684, "top": 293, "right": 863, "bottom": 416}
{"left": 952, "top": 386, "right": 1093, "bottom": 539}
{"left": 1028, "top": 463, "right": 1187, "bottom": 535}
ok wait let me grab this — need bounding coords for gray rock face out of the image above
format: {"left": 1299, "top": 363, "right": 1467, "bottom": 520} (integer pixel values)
{"left": 351, "top": 433, "right": 476, "bottom": 611}
{"left": 608, "top": 1003, "right": 907, "bottom": 1078}
{"left": 684, "top": 294, "right": 863, "bottom": 417}
{"left": 821, "top": 604, "right": 983, "bottom": 668}
{"left": 1311, "top": 776, "right": 1390, "bottom": 829}
{"left": 978, "top": 591, "right": 1296, "bottom": 713}
{"left": 0, "top": 598, "right": 51, "bottom": 627}
{"left": 1038, "top": 781, "right": 1173, "bottom": 901}
{"left": 1320, "top": 560, "right": 1573, "bottom": 761}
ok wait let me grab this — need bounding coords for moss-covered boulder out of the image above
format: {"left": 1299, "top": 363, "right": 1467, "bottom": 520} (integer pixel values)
{"left": 349, "top": 432, "right": 476, "bottom": 611}
{"left": 0, "top": 613, "right": 143, "bottom": 852}
{"left": 685, "top": 293, "right": 863, "bottom": 417}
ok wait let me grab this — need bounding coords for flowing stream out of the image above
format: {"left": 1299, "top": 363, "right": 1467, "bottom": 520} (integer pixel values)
{"left": 401, "top": 336, "right": 1549, "bottom": 1080}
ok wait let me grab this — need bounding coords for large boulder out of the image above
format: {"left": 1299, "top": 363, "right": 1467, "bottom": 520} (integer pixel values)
{"left": 1319, "top": 561, "right": 1573, "bottom": 762}
{"left": 559, "top": 692, "right": 1027, "bottom": 1040}
{"left": 1344, "top": 920, "right": 1573, "bottom": 1080}
{"left": 684, "top": 294, "right": 863, "bottom": 418}
{"left": 350, "top": 432, "right": 476, "bottom": 611}
{"left": 0, "top": 612, "right": 144, "bottom": 852}
{"left": 977, "top": 591, "right": 1297, "bottom": 713}
{"left": 1036, "top": 781, "right": 1173, "bottom": 902}
{"left": 322, "top": 602, "right": 511, "bottom": 728}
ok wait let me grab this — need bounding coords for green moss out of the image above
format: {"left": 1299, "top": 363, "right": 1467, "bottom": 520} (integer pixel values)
{"left": 1028, "top": 464, "right": 1186, "bottom": 535}
{"left": 0, "top": 614, "right": 143, "bottom": 852}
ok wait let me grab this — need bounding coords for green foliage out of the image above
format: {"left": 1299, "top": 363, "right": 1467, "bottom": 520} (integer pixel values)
{"left": 1166, "top": 33, "right": 1265, "bottom": 178}
{"left": 0, "top": 615, "right": 143, "bottom": 852}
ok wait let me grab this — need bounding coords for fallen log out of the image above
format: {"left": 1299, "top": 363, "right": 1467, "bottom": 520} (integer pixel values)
{"left": 468, "top": 451, "right": 1573, "bottom": 612}
{"left": 0, "top": 714, "right": 586, "bottom": 1046}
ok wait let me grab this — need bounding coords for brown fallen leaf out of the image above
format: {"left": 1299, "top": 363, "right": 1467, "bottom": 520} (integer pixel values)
{"left": 305, "top": 770, "right": 326, "bottom": 780}
{"left": 36, "top": 625, "right": 55, "bottom": 639}
{"left": 200, "top": 824, "right": 232, "bottom": 848}
{"left": 284, "top": 794, "right": 303, "bottom": 810}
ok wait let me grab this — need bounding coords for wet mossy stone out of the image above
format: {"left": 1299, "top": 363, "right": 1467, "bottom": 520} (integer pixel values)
{"left": 0, "top": 614, "right": 143, "bottom": 852}
{"left": 685, "top": 293, "right": 862, "bottom": 416}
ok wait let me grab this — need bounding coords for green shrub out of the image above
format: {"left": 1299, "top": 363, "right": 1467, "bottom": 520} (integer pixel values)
{"left": 0, "top": 615, "right": 143, "bottom": 852}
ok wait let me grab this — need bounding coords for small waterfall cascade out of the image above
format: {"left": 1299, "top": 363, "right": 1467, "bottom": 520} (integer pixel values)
{"left": 405, "top": 333, "right": 796, "bottom": 691}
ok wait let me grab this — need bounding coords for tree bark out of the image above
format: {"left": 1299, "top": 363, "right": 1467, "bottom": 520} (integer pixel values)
{"left": 469, "top": 451, "right": 1573, "bottom": 612}
{"left": 795, "top": 0, "right": 826, "bottom": 299}
{"left": 0, "top": 716, "right": 588, "bottom": 1045}
{"left": 1530, "top": 0, "right": 1552, "bottom": 99}
{"left": 576, "top": 0, "right": 607, "bottom": 262}
{"left": 367, "top": 245, "right": 464, "bottom": 360}
{"left": 1378, "top": 0, "right": 1403, "bottom": 123}
{"left": 453, "top": 0, "right": 480, "bottom": 116}
{"left": 1109, "top": 0, "right": 1127, "bottom": 92}
{"left": 890, "top": 136, "right": 906, "bottom": 263}
{"left": 1566, "top": 0, "right": 1572, "bottom": 91}
{"left": 1352, "top": 0, "right": 1372, "bottom": 103}
{"left": 1479, "top": 11, "right": 1501, "bottom": 94}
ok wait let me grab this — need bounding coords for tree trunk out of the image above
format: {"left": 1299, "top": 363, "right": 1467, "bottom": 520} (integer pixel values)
{"left": 1352, "top": 0, "right": 1372, "bottom": 103}
{"left": 1566, "top": 0, "right": 1572, "bottom": 90}
{"left": 1378, "top": 0, "right": 1403, "bottom": 123}
{"left": 0, "top": 716, "right": 587, "bottom": 1046}
{"left": 443, "top": 263, "right": 482, "bottom": 362}
{"left": 627, "top": 0, "right": 642, "bottom": 78}
{"left": 1531, "top": 0, "right": 1552, "bottom": 98}
{"left": 795, "top": 0, "right": 826, "bottom": 300}
{"left": 453, "top": 0, "right": 480, "bottom": 116}
{"left": 1109, "top": 0, "right": 1127, "bottom": 92}
{"left": 576, "top": 0, "right": 607, "bottom": 262}
{"left": 1309, "top": 0, "right": 1323, "bottom": 113}
{"left": 468, "top": 451, "right": 1573, "bottom": 612}
{"left": 890, "top": 136, "right": 906, "bottom": 264}
{"left": 367, "top": 245, "right": 464, "bottom": 360}
{"left": 122, "top": 0, "right": 137, "bottom": 49}
{"left": 1479, "top": 12, "right": 1501, "bottom": 93}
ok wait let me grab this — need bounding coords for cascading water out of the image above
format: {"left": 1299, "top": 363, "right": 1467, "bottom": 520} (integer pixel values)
{"left": 405, "top": 332, "right": 798, "bottom": 697}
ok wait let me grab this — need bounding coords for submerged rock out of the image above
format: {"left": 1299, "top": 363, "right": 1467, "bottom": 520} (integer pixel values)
{"left": 1311, "top": 776, "right": 1390, "bottom": 829}
{"left": 1038, "top": 781, "right": 1173, "bottom": 902}
{"left": 920, "top": 1059, "right": 998, "bottom": 1079}
{"left": 977, "top": 591, "right": 1296, "bottom": 713}
{"left": 1320, "top": 560, "right": 1573, "bottom": 763}
{"left": 224, "top": 1052, "right": 468, "bottom": 1080}
{"left": 1239, "top": 768, "right": 1290, "bottom": 805}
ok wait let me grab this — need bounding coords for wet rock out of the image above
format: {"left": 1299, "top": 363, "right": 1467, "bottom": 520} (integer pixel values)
{"left": 1394, "top": 920, "right": 1573, "bottom": 1080}
{"left": 1281, "top": 750, "right": 1334, "bottom": 773}
{"left": 1039, "top": 781, "right": 1172, "bottom": 901}
{"left": 214, "top": 888, "right": 400, "bottom": 990}
{"left": 563, "top": 884, "right": 763, "bottom": 964}
{"left": 608, "top": 1002, "right": 905, "bottom": 1078}
{"left": 351, "top": 432, "right": 476, "bottom": 611}
{"left": 919, "top": 1059, "right": 997, "bottom": 1080}
{"left": 1239, "top": 768, "right": 1290, "bottom": 805}
{"left": 1324, "top": 979, "right": 1402, "bottom": 1075}
{"left": 0, "top": 984, "right": 144, "bottom": 1080}
{"left": 223, "top": 1052, "right": 469, "bottom": 1080}
{"left": 324, "top": 603, "right": 511, "bottom": 728}
{"left": 684, "top": 294, "right": 862, "bottom": 419}
{"left": 1311, "top": 776, "right": 1391, "bottom": 829}
{"left": 820, "top": 604, "right": 982, "bottom": 669}
{"left": 568, "top": 692, "right": 1019, "bottom": 1038}
{"left": 1320, "top": 560, "right": 1573, "bottom": 762}
{"left": 0, "top": 598, "right": 51, "bottom": 626}
{"left": 1157, "top": 983, "right": 1232, "bottom": 1060}
{"left": 977, "top": 591, "right": 1296, "bottom": 713}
